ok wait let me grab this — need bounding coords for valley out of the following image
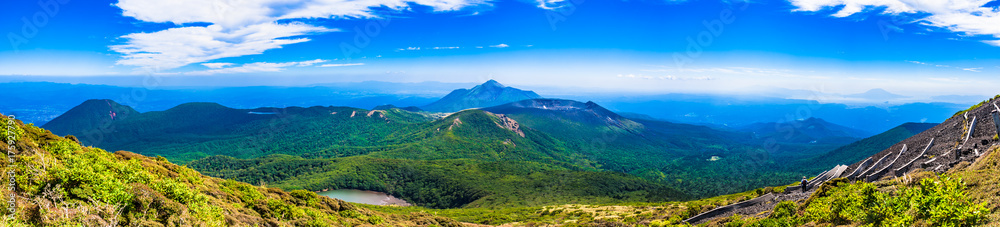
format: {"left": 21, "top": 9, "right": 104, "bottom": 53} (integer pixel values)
{"left": 22, "top": 80, "right": 964, "bottom": 225}
{"left": 4, "top": 80, "right": 995, "bottom": 226}
{"left": 39, "top": 81, "right": 871, "bottom": 209}
{"left": 7, "top": 0, "right": 998, "bottom": 225}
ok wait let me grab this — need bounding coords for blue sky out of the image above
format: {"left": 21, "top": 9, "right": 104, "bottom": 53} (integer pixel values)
{"left": 1, "top": 0, "right": 998, "bottom": 99}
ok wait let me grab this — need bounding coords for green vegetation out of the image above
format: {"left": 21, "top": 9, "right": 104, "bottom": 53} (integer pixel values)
{"left": 721, "top": 175, "right": 988, "bottom": 227}
{"left": 953, "top": 95, "right": 1000, "bottom": 117}
{"left": 0, "top": 116, "right": 465, "bottom": 226}
{"left": 43, "top": 99, "right": 879, "bottom": 210}
{"left": 191, "top": 155, "right": 684, "bottom": 209}
{"left": 710, "top": 144, "right": 1000, "bottom": 227}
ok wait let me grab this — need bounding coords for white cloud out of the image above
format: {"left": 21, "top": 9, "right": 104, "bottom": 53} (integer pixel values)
{"left": 787, "top": 0, "right": 1000, "bottom": 46}
{"left": 490, "top": 43, "right": 510, "bottom": 48}
{"left": 296, "top": 59, "right": 327, "bottom": 66}
{"left": 201, "top": 63, "right": 234, "bottom": 69}
{"left": 536, "top": 0, "right": 569, "bottom": 10}
{"left": 111, "top": 23, "right": 328, "bottom": 70}
{"left": 319, "top": 63, "right": 365, "bottom": 67}
{"left": 432, "top": 46, "right": 460, "bottom": 49}
{"left": 905, "top": 60, "right": 987, "bottom": 72}
{"left": 113, "top": 0, "right": 492, "bottom": 70}
{"left": 184, "top": 59, "right": 326, "bottom": 75}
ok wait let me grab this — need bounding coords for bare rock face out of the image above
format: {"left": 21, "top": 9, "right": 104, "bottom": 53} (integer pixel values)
{"left": 835, "top": 96, "right": 1000, "bottom": 182}
{"left": 448, "top": 117, "right": 463, "bottom": 130}
{"left": 367, "top": 110, "right": 386, "bottom": 118}
{"left": 488, "top": 112, "right": 524, "bottom": 137}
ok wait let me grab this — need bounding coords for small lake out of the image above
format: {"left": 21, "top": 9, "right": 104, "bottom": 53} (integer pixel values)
{"left": 316, "top": 189, "right": 411, "bottom": 206}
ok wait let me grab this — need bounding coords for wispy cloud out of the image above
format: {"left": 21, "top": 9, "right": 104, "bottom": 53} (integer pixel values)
{"left": 961, "top": 67, "right": 983, "bottom": 72}
{"left": 536, "top": 0, "right": 569, "bottom": 10}
{"left": 201, "top": 63, "right": 233, "bottom": 69}
{"left": 490, "top": 43, "right": 510, "bottom": 48}
{"left": 112, "top": 0, "right": 493, "bottom": 71}
{"left": 319, "top": 63, "right": 365, "bottom": 67}
{"left": 296, "top": 59, "right": 327, "bottom": 66}
{"left": 787, "top": 0, "right": 1000, "bottom": 46}
{"left": 617, "top": 74, "right": 713, "bottom": 80}
{"left": 905, "top": 60, "right": 984, "bottom": 72}
{"left": 398, "top": 46, "right": 462, "bottom": 51}
{"left": 906, "top": 60, "right": 950, "bottom": 67}
{"left": 184, "top": 59, "right": 326, "bottom": 75}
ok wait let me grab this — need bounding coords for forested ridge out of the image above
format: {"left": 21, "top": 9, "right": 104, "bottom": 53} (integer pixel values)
{"left": 41, "top": 98, "right": 918, "bottom": 211}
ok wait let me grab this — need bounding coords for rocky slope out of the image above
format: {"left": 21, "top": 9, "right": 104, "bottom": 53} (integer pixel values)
{"left": 684, "top": 95, "right": 1000, "bottom": 225}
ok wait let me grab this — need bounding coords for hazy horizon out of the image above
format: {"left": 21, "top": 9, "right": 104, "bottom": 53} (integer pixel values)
{"left": 3, "top": 0, "right": 999, "bottom": 100}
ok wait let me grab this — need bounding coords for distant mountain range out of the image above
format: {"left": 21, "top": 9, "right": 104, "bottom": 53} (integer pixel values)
{"left": 421, "top": 80, "right": 541, "bottom": 112}
{"left": 0, "top": 81, "right": 969, "bottom": 134}
{"left": 845, "top": 88, "right": 910, "bottom": 100}
{"left": 586, "top": 94, "right": 964, "bottom": 134}
{"left": 738, "top": 117, "right": 875, "bottom": 144}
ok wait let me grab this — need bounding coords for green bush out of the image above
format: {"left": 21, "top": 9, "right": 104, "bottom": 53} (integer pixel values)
{"left": 743, "top": 174, "right": 990, "bottom": 227}
{"left": 770, "top": 201, "right": 796, "bottom": 219}
{"left": 906, "top": 176, "right": 988, "bottom": 226}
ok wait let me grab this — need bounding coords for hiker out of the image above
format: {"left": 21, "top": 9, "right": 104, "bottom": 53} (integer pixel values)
{"left": 801, "top": 176, "right": 808, "bottom": 192}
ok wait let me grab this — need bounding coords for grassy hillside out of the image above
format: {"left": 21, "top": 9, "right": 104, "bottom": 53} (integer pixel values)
{"left": 0, "top": 115, "right": 467, "bottom": 226}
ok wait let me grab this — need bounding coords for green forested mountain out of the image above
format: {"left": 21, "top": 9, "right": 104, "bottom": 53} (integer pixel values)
{"left": 0, "top": 115, "right": 465, "bottom": 226}
{"left": 42, "top": 99, "right": 141, "bottom": 139}
{"left": 41, "top": 96, "right": 836, "bottom": 208}
{"left": 40, "top": 82, "right": 918, "bottom": 212}
{"left": 33, "top": 92, "right": 951, "bottom": 226}
{"left": 181, "top": 109, "right": 693, "bottom": 208}
{"left": 44, "top": 101, "right": 438, "bottom": 164}
{"left": 737, "top": 117, "right": 872, "bottom": 143}
{"left": 421, "top": 80, "right": 541, "bottom": 112}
